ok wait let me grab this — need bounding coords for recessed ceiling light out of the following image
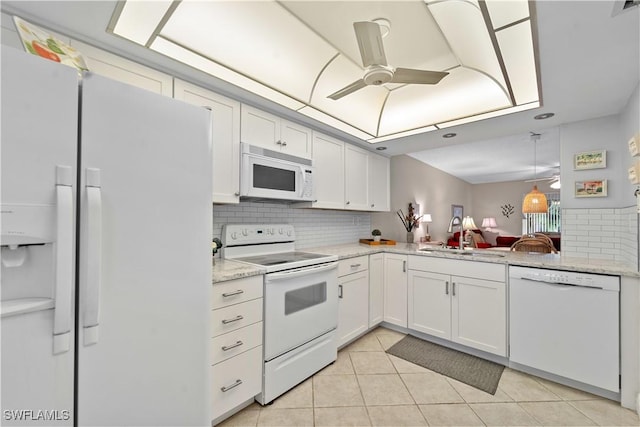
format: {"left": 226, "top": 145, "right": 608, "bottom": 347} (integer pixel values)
{"left": 534, "top": 112, "right": 555, "bottom": 120}
{"left": 375, "top": 146, "right": 387, "bottom": 151}
{"left": 442, "top": 133, "right": 457, "bottom": 138}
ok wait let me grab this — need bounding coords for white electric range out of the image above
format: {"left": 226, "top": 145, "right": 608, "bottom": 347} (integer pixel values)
{"left": 222, "top": 224, "right": 338, "bottom": 405}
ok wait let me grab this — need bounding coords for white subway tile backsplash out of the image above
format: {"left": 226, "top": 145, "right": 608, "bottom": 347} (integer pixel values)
{"left": 562, "top": 206, "right": 638, "bottom": 269}
{"left": 212, "top": 201, "right": 371, "bottom": 249}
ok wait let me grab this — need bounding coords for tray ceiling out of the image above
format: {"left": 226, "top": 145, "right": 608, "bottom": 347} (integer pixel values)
{"left": 110, "top": 0, "right": 540, "bottom": 144}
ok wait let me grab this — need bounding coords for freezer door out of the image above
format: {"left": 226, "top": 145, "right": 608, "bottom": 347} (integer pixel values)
{"left": 77, "top": 73, "right": 212, "bottom": 426}
{"left": 1, "top": 48, "right": 77, "bottom": 426}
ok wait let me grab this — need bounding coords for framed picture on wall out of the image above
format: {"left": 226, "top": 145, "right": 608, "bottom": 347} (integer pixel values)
{"left": 451, "top": 204, "right": 463, "bottom": 222}
{"left": 574, "top": 150, "right": 606, "bottom": 170}
{"left": 575, "top": 180, "right": 607, "bottom": 198}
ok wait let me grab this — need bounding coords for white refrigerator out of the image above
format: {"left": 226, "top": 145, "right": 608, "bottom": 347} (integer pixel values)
{"left": 1, "top": 47, "right": 212, "bottom": 426}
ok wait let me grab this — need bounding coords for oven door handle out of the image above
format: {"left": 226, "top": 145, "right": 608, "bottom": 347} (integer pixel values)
{"left": 266, "top": 261, "right": 338, "bottom": 282}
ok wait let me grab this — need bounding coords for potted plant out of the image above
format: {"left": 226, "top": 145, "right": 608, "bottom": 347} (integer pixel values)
{"left": 371, "top": 229, "right": 382, "bottom": 242}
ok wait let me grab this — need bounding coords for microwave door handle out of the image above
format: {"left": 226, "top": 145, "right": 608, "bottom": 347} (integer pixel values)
{"left": 298, "top": 165, "right": 307, "bottom": 198}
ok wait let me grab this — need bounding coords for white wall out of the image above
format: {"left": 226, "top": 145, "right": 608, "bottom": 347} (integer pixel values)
{"left": 371, "top": 155, "right": 472, "bottom": 243}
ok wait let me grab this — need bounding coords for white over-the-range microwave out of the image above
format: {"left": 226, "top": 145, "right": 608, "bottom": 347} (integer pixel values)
{"left": 240, "top": 142, "right": 315, "bottom": 202}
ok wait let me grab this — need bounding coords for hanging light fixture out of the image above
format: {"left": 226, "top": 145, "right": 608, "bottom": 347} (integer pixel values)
{"left": 522, "top": 133, "right": 548, "bottom": 214}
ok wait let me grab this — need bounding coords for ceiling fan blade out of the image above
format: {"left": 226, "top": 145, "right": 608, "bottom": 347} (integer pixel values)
{"left": 327, "top": 79, "right": 367, "bottom": 100}
{"left": 353, "top": 21, "right": 387, "bottom": 67}
{"left": 391, "top": 68, "right": 449, "bottom": 84}
{"left": 525, "top": 176, "right": 557, "bottom": 183}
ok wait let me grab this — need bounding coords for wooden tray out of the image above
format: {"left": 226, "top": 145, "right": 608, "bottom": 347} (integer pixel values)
{"left": 359, "top": 238, "right": 397, "bottom": 246}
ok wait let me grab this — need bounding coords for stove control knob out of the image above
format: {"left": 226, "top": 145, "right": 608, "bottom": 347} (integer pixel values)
{"left": 278, "top": 228, "right": 284, "bottom": 234}
{"left": 231, "top": 232, "right": 238, "bottom": 240}
{"left": 242, "top": 229, "right": 248, "bottom": 237}
{"left": 286, "top": 230, "right": 292, "bottom": 237}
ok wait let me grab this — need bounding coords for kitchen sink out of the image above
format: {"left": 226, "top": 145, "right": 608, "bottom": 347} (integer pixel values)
{"left": 417, "top": 248, "right": 505, "bottom": 258}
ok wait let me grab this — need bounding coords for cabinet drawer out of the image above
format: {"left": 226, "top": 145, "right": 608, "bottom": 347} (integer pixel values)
{"left": 211, "top": 345, "right": 262, "bottom": 420}
{"left": 211, "top": 321, "right": 263, "bottom": 365}
{"left": 212, "top": 276, "right": 263, "bottom": 309}
{"left": 338, "top": 256, "right": 368, "bottom": 277}
{"left": 212, "top": 298, "right": 263, "bottom": 337}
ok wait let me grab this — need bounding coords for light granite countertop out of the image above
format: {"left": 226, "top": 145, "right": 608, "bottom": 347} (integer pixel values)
{"left": 212, "top": 243, "right": 640, "bottom": 284}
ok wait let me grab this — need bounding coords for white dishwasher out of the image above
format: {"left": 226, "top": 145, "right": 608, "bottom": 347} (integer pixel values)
{"left": 509, "top": 266, "right": 619, "bottom": 393}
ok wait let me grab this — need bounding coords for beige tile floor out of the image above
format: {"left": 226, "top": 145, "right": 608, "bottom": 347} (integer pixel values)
{"left": 218, "top": 327, "right": 640, "bottom": 427}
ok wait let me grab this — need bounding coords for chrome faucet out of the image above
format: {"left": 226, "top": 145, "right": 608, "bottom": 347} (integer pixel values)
{"left": 447, "top": 216, "right": 464, "bottom": 249}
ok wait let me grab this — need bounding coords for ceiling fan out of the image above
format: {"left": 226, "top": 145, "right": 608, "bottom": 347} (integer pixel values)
{"left": 327, "top": 21, "right": 449, "bottom": 100}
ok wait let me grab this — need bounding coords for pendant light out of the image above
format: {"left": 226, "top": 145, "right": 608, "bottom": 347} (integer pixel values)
{"left": 522, "top": 133, "right": 548, "bottom": 214}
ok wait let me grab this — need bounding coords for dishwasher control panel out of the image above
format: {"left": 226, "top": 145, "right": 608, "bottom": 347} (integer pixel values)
{"left": 509, "top": 266, "right": 619, "bottom": 291}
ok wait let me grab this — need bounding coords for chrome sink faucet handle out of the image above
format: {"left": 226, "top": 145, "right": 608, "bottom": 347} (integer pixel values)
{"left": 447, "top": 216, "right": 463, "bottom": 249}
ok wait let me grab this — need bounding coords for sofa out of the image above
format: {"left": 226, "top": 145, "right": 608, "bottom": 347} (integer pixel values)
{"left": 447, "top": 229, "right": 492, "bottom": 249}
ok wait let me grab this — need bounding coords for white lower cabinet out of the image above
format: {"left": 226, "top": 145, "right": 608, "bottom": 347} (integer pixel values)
{"left": 383, "top": 254, "right": 408, "bottom": 327}
{"left": 407, "top": 256, "right": 506, "bottom": 356}
{"left": 211, "top": 276, "right": 263, "bottom": 421}
{"left": 368, "top": 253, "right": 384, "bottom": 327}
{"left": 337, "top": 256, "right": 369, "bottom": 347}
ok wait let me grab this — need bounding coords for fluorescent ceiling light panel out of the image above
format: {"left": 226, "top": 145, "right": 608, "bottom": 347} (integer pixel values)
{"left": 150, "top": 37, "right": 305, "bottom": 110}
{"left": 111, "top": 1, "right": 173, "bottom": 45}
{"left": 110, "top": 0, "right": 539, "bottom": 144}
{"left": 485, "top": 0, "right": 530, "bottom": 29}
{"left": 437, "top": 101, "right": 540, "bottom": 128}
{"left": 497, "top": 21, "right": 539, "bottom": 105}
{"left": 297, "top": 106, "right": 374, "bottom": 140}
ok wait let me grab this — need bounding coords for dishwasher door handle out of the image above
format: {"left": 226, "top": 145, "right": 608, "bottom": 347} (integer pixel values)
{"left": 518, "top": 277, "right": 604, "bottom": 290}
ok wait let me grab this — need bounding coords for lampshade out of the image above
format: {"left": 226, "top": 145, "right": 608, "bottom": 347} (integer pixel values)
{"left": 422, "top": 214, "right": 432, "bottom": 223}
{"left": 522, "top": 185, "right": 548, "bottom": 213}
{"left": 462, "top": 216, "right": 477, "bottom": 230}
{"left": 481, "top": 217, "right": 497, "bottom": 229}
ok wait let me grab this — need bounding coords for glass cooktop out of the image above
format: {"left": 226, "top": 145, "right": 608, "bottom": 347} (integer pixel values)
{"left": 235, "top": 251, "right": 330, "bottom": 267}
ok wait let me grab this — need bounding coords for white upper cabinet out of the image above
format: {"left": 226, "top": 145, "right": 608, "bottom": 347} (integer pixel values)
{"left": 344, "top": 145, "right": 369, "bottom": 211}
{"left": 69, "top": 40, "right": 173, "bottom": 96}
{"left": 240, "top": 104, "right": 312, "bottom": 159}
{"left": 310, "top": 132, "right": 345, "bottom": 209}
{"left": 174, "top": 80, "right": 241, "bottom": 204}
{"left": 367, "top": 153, "right": 390, "bottom": 212}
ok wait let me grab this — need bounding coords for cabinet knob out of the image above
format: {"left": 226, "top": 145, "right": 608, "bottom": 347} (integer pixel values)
{"left": 346, "top": 201, "right": 350, "bottom": 205}
{"left": 371, "top": 204, "right": 375, "bottom": 208}
{"left": 282, "top": 141, "right": 287, "bottom": 147}
{"left": 234, "top": 192, "right": 240, "bottom": 196}
{"left": 276, "top": 140, "right": 282, "bottom": 145}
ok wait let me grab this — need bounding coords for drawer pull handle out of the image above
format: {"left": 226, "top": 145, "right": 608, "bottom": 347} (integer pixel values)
{"left": 221, "top": 340, "right": 244, "bottom": 351}
{"left": 338, "top": 284, "right": 343, "bottom": 299}
{"left": 221, "top": 315, "right": 244, "bottom": 324}
{"left": 452, "top": 282, "right": 456, "bottom": 296}
{"left": 350, "top": 263, "right": 361, "bottom": 268}
{"left": 220, "top": 379, "right": 242, "bottom": 392}
{"left": 222, "top": 289, "right": 244, "bottom": 298}
{"left": 445, "top": 281, "right": 449, "bottom": 295}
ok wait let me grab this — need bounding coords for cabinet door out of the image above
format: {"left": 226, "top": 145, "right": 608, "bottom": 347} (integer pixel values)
{"left": 69, "top": 40, "right": 173, "bottom": 96}
{"left": 368, "top": 153, "right": 390, "bottom": 211}
{"left": 408, "top": 271, "right": 451, "bottom": 339}
{"left": 281, "top": 119, "right": 312, "bottom": 159}
{"left": 344, "top": 145, "right": 369, "bottom": 210}
{"left": 451, "top": 276, "right": 506, "bottom": 356}
{"left": 240, "top": 104, "right": 280, "bottom": 150}
{"left": 369, "top": 253, "right": 384, "bottom": 327}
{"left": 337, "top": 270, "right": 369, "bottom": 348}
{"left": 311, "top": 132, "right": 345, "bottom": 209}
{"left": 174, "top": 80, "right": 240, "bottom": 203}
{"left": 383, "top": 254, "right": 408, "bottom": 327}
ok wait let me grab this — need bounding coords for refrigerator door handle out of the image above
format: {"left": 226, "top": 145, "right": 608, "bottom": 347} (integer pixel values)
{"left": 83, "top": 168, "right": 102, "bottom": 346}
{"left": 53, "top": 166, "right": 74, "bottom": 354}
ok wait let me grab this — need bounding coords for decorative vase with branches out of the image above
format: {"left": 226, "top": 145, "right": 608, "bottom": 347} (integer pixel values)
{"left": 397, "top": 203, "right": 422, "bottom": 242}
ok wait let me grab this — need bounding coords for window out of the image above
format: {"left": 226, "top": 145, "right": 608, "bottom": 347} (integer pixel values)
{"left": 523, "top": 192, "right": 560, "bottom": 233}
